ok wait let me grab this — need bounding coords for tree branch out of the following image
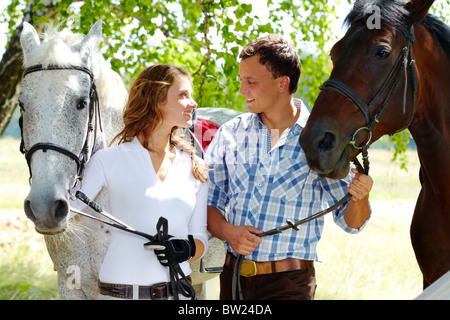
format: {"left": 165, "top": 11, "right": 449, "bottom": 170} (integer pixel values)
{"left": 193, "top": 0, "right": 212, "bottom": 77}
{"left": 192, "top": 0, "right": 214, "bottom": 106}
{"left": 0, "top": 0, "right": 60, "bottom": 135}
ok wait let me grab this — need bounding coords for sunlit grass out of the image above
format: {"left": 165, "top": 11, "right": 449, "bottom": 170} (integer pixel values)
{"left": 316, "top": 145, "right": 422, "bottom": 300}
{"left": 315, "top": 201, "right": 422, "bottom": 300}
{"left": 0, "top": 210, "right": 58, "bottom": 300}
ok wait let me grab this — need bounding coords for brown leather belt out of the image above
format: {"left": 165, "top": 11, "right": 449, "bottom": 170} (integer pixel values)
{"left": 99, "top": 280, "right": 178, "bottom": 300}
{"left": 225, "top": 252, "right": 314, "bottom": 277}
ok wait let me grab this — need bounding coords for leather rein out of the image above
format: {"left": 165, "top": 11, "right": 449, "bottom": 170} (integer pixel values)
{"left": 232, "top": 25, "right": 418, "bottom": 300}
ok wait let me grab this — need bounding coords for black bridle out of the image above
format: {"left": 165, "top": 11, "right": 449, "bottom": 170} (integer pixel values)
{"left": 19, "top": 64, "right": 102, "bottom": 187}
{"left": 232, "top": 25, "right": 418, "bottom": 300}
{"left": 320, "top": 25, "right": 417, "bottom": 151}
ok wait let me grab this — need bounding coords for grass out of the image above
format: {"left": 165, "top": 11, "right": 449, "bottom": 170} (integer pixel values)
{"left": 0, "top": 137, "right": 423, "bottom": 300}
{"left": 367, "top": 146, "right": 421, "bottom": 201}
{"left": 0, "top": 138, "right": 29, "bottom": 210}
{"left": 0, "top": 138, "right": 58, "bottom": 300}
{"left": 0, "top": 218, "right": 58, "bottom": 300}
{"left": 315, "top": 145, "right": 422, "bottom": 300}
{"left": 315, "top": 201, "right": 422, "bottom": 299}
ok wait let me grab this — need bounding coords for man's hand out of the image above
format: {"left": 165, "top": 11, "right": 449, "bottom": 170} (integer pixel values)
{"left": 208, "top": 205, "right": 263, "bottom": 256}
{"left": 348, "top": 168, "right": 373, "bottom": 201}
{"left": 223, "top": 224, "right": 263, "bottom": 256}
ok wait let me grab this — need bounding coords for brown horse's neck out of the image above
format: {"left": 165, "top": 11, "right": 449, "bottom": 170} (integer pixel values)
{"left": 408, "top": 22, "right": 450, "bottom": 201}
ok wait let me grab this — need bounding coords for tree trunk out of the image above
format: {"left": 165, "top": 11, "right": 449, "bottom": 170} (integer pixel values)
{"left": 0, "top": 0, "right": 59, "bottom": 136}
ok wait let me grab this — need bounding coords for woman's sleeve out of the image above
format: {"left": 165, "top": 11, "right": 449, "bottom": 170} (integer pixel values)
{"left": 188, "top": 180, "right": 210, "bottom": 257}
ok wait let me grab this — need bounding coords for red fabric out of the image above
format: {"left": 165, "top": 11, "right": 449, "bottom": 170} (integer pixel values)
{"left": 193, "top": 118, "right": 220, "bottom": 151}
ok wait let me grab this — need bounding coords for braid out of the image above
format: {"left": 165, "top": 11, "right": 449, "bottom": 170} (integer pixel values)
{"left": 170, "top": 128, "right": 209, "bottom": 183}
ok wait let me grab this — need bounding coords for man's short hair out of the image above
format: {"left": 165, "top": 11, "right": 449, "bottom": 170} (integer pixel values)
{"left": 239, "top": 34, "right": 301, "bottom": 94}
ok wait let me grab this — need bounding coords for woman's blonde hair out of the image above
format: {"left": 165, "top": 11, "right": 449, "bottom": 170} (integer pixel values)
{"left": 111, "top": 64, "right": 208, "bottom": 183}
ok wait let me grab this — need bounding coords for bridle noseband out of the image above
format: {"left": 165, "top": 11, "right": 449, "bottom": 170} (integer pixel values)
{"left": 19, "top": 64, "right": 102, "bottom": 188}
{"left": 320, "top": 25, "right": 417, "bottom": 151}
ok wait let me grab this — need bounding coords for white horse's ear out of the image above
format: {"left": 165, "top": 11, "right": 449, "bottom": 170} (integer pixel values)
{"left": 73, "top": 20, "right": 103, "bottom": 64}
{"left": 20, "top": 22, "right": 41, "bottom": 62}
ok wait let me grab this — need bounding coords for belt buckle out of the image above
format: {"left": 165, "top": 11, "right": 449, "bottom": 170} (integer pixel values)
{"left": 151, "top": 282, "right": 170, "bottom": 300}
{"left": 240, "top": 260, "right": 257, "bottom": 277}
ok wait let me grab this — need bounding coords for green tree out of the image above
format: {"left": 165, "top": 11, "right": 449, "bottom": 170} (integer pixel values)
{"left": 0, "top": 0, "right": 340, "bottom": 135}
{"left": 4, "top": 0, "right": 448, "bottom": 167}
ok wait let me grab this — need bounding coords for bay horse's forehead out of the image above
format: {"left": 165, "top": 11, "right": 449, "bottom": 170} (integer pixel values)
{"left": 331, "top": 24, "right": 399, "bottom": 62}
{"left": 344, "top": 0, "right": 411, "bottom": 30}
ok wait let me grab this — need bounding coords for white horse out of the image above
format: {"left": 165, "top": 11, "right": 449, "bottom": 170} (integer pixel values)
{"left": 19, "top": 20, "right": 235, "bottom": 299}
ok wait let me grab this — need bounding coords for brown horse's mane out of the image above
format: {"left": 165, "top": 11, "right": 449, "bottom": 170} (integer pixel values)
{"left": 422, "top": 15, "right": 450, "bottom": 57}
{"left": 344, "top": 0, "right": 450, "bottom": 57}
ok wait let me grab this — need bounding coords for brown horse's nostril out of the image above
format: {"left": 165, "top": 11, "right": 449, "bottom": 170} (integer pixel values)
{"left": 316, "top": 131, "right": 337, "bottom": 153}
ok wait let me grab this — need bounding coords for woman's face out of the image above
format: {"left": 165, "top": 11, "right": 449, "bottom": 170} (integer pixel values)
{"left": 161, "top": 74, "right": 197, "bottom": 129}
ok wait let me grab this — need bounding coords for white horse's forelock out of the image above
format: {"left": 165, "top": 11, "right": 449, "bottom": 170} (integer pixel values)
{"left": 24, "top": 24, "right": 127, "bottom": 113}
{"left": 24, "top": 27, "right": 84, "bottom": 68}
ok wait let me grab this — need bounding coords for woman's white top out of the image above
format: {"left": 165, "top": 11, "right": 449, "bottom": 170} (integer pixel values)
{"left": 71, "top": 137, "right": 208, "bottom": 285}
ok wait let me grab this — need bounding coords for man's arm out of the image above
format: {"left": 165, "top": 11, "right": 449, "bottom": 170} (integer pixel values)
{"left": 343, "top": 168, "right": 373, "bottom": 228}
{"left": 207, "top": 205, "right": 262, "bottom": 256}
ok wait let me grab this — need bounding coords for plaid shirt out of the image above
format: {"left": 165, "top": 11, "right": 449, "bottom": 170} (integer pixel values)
{"left": 205, "top": 100, "right": 370, "bottom": 262}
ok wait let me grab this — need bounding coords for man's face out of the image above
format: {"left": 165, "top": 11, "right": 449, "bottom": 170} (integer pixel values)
{"left": 238, "top": 55, "right": 282, "bottom": 114}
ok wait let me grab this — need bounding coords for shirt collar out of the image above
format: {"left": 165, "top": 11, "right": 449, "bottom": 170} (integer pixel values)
{"left": 118, "top": 136, "right": 146, "bottom": 152}
{"left": 254, "top": 98, "right": 310, "bottom": 129}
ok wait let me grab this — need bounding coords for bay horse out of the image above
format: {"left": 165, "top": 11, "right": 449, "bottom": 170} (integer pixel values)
{"left": 19, "top": 20, "right": 234, "bottom": 299}
{"left": 299, "top": 0, "right": 450, "bottom": 289}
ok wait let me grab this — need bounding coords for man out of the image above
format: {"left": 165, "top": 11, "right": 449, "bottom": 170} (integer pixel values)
{"left": 205, "top": 34, "right": 373, "bottom": 300}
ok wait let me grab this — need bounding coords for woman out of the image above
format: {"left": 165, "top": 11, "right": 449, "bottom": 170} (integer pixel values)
{"left": 72, "top": 64, "right": 208, "bottom": 300}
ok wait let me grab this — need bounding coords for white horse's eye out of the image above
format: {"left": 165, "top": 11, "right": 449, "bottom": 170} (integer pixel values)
{"left": 18, "top": 100, "right": 25, "bottom": 111}
{"left": 77, "top": 99, "right": 88, "bottom": 110}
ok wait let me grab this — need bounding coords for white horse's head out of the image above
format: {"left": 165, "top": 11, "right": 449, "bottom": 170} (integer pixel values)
{"left": 19, "top": 21, "right": 103, "bottom": 234}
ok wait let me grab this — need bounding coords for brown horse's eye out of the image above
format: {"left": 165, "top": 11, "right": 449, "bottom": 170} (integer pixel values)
{"left": 377, "top": 49, "right": 391, "bottom": 59}
{"left": 372, "top": 45, "right": 391, "bottom": 60}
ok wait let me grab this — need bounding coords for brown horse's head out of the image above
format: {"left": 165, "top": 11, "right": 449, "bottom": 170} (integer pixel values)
{"left": 299, "top": 0, "right": 434, "bottom": 179}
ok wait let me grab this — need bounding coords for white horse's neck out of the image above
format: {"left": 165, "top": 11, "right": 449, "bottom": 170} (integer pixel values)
{"left": 90, "top": 54, "right": 127, "bottom": 150}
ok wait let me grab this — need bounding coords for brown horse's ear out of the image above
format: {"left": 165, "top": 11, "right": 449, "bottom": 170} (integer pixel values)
{"left": 404, "top": 0, "right": 435, "bottom": 20}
